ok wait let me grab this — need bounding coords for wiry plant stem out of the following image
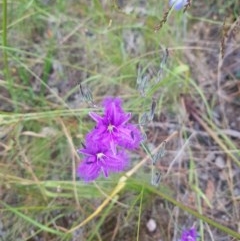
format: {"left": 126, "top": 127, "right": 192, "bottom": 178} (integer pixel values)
{"left": 2, "top": 0, "right": 10, "bottom": 80}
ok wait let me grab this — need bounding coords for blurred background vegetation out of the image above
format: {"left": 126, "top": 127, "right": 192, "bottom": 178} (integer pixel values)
{"left": 0, "top": 0, "right": 240, "bottom": 240}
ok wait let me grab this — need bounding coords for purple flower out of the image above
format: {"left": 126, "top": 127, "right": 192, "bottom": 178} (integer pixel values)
{"left": 181, "top": 227, "right": 197, "bottom": 241}
{"left": 77, "top": 142, "right": 129, "bottom": 182}
{"left": 116, "top": 123, "right": 143, "bottom": 149}
{"left": 77, "top": 97, "right": 142, "bottom": 182}
{"left": 169, "top": 0, "right": 188, "bottom": 10}
{"left": 88, "top": 97, "right": 142, "bottom": 151}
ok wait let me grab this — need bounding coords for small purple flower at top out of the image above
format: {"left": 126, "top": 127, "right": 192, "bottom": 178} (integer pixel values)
{"left": 169, "top": 0, "right": 188, "bottom": 10}
{"left": 88, "top": 97, "right": 142, "bottom": 152}
{"left": 77, "top": 142, "right": 129, "bottom": 182}
{"left": 181, "top": 227, "right": 197, "bottom": 241}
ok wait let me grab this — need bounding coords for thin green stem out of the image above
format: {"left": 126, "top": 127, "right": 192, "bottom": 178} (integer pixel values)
{"left": 136, "top": 187, "right": 144, "bottom": 241}
{"left": 2, "top": 0, "right": 10, "bottom": 79}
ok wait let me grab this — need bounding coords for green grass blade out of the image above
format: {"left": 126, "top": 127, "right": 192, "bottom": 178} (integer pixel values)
{"left": 0, "top": 200, "right": 65, "bottom": 236}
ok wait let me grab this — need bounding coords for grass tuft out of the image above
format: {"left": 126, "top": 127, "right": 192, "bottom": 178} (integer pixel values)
{"left": 1, "top": 1, "right": 240, "bottom": 240}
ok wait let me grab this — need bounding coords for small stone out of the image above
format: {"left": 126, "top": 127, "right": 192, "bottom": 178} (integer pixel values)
{"left": 233, "top": 187, "right": 240, "bottom": 196}
{"left": 146, "top": 218, "right": 157, "bottom": 232}
{"left": 215, "top": 156, "right": 225, "bottom": 169}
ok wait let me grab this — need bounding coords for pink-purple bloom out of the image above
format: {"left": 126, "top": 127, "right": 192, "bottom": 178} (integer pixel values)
{"left": 77, "top": 97, "right": 142, "bottom": 182}
{"left": 77, "top": 143, "right": 129, "bottom": 181}
{"left": 87, "top": 97, "right": 142, "bottom": 151}
{"left": 180, "top": 227, "right": 197, "bottom": 241}
{"left": 169, "top": 0, "right": 188, "bottom": 10}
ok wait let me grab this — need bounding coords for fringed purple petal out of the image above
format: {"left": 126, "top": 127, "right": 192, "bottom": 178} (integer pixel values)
{"left": 117, "top": 124, "right": 143, "bottom": 149}
{"left": 107, "top": 150, "right": 129, "bottom": 172}
{"left": 89, "top": 112, "right": 103, "bottom": 124}
{"left": 77, "top": 161, "right": 101, "bottom": 182}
